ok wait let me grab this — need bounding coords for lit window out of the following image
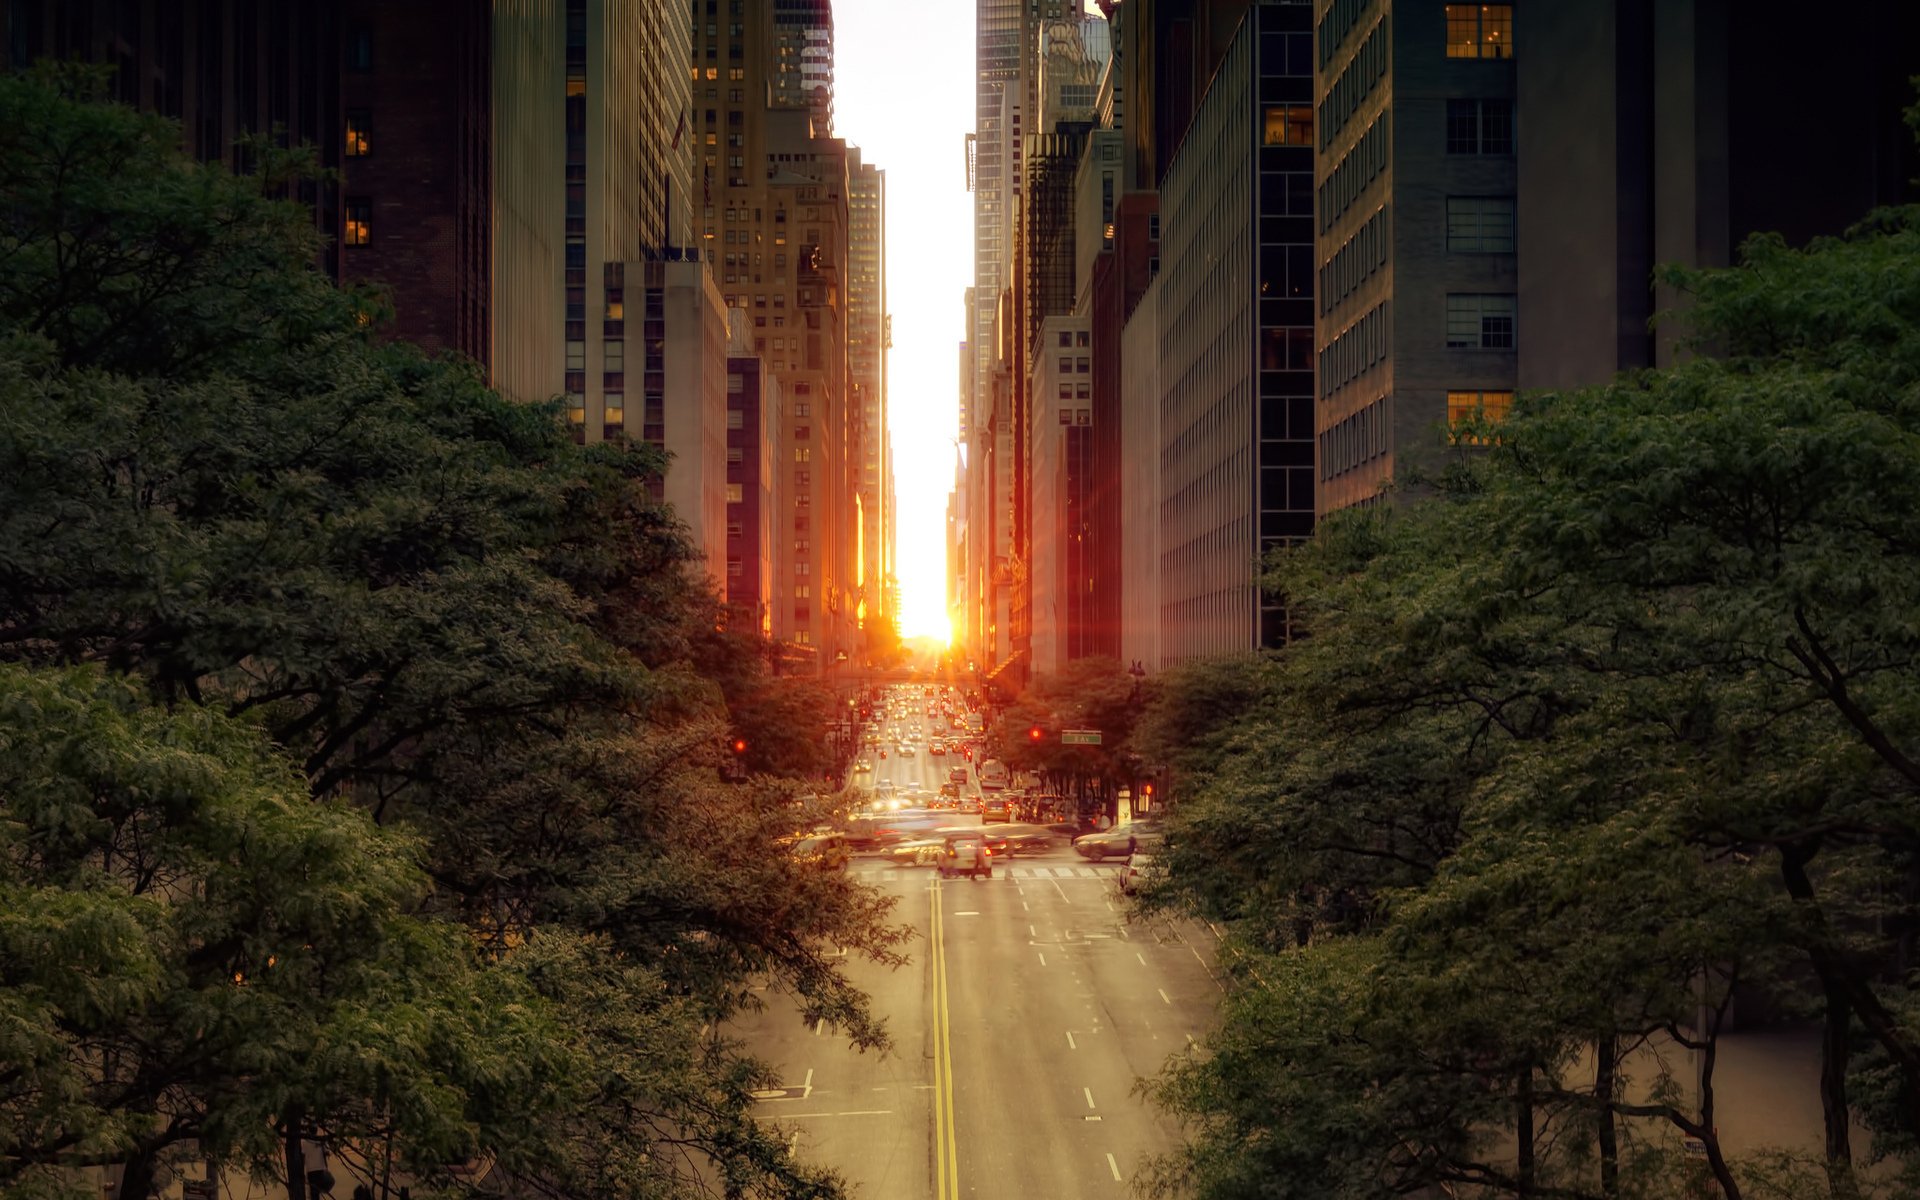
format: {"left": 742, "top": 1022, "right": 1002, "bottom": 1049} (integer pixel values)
{"left": 344, "top": 199, "right": 371, "bottom": 247}
{"left": 1445, "top": 294, "right": 1516, "bottom": 349}
{"left": 604, "top": 392, "right": 625, "bottom": 425}
{"left": 1445, "top": 4, "right": 1514, "bottom": 58}
{"left": 794, "top": 448, "right": 811, "bottom": 462}
{"left": 726, "top": 483, "right": 744, "bottom": 502}
{"left": 705, "top": 67, "right": 719, "bottom": 80}
{"left": 1446, "top": 197, "right": 1515, "bottom": 253}
{"left": 345, "top": 109, "right": 370, "bottom": 156}
{"left": 567, "top": 394, "right": 585, "bottom": 425}
{"left": 1447, "top": 390, "right": 1515, "bottom": 443}
{"left": 1263, "top": 104, "right": 1313, "bottom": 147}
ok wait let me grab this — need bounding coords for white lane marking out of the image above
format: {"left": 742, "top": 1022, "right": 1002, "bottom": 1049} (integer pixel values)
{"left": 772, "top": 1109, "right": 897, "bottom": 1118}
{"left": 1186, "top": 1033, "right": 1196, "bottom": 1045}
{"left": 1104, "top": 898, "right": 1114, "bottom": 912}
{"left": 788, "top": 1132, "right": 800, "bottom": 1154}
{"left": 1136, "top": 952, "right": 1147, "bottom": 965}
{"left": 1038, "top": 952, "right": 1048, "bottom": 966}
{"left": 1051, "top": 877, "right": 1071, "bottom": 902}
{"left": 1022, "top": 900, "right": 1030, "bottom": 911}
{"left": 1157, "top": 988, "right": 1171, "bottom": 1005}
{"left": 1084, "top": 1086, "right": 1096, "bottom": 1109}
{"left": 1066, "top": 1030, "right": 1077, "bottom": 1050}
{"left": 815, "top": 1018, "right": 826, "bottom": 1036}
{"left": 1107, "top": 1153, "right": 1123, "bottom": 1181}
{"left": 803, "top": 1068, "right": 814, "bottom": 1097}
{"left": 1030, "top": 924, "right": 1037, "bottom": 938}
{"left": 953, "top": 911, "right": 980, "bottom": 916}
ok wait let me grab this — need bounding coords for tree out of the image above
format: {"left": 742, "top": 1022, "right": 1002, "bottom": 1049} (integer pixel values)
{"left": 1148, "top": 182, "right": 1920, "bottom": 1197}
{"left": 984, "top": 658, "right": 1143, "bottom": 820}
{"left": 0, "top": 71, "right": 904, "bottom": 1200}
{"left": 0, "top": 664, "right": 566, "bottom": 1200}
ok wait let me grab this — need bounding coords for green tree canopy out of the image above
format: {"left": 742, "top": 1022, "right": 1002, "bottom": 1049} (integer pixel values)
{"left": 0, "top": 69, "right": 903, "bottom": 1200}
{"left": 1148, "top": 189, "right": 1920, "bottom": 1199}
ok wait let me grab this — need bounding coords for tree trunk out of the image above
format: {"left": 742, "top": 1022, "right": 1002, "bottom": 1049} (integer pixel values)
{"left": 1821, "top": 979, "right": 1860, "bottom": 1200}
{"left": 1516, "top": 1068, "right": 1535, "bottom": 1196}
{"left": 118, "top": 1149, "right": 157, "bottom": 1200}
{"left": 1595, "top": 1035, "right": 1619, "bottom": 1198}
{"left": 1780, "top": 841, "right": 1920, "bottom": 1131}
{"left": 284, "top": 1115, "right": 307, "bottom": 1200}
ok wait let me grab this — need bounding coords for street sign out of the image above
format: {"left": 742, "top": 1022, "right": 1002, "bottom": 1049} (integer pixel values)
{"left": 1061, "top": 729, "right": 1102, "bottom": 745}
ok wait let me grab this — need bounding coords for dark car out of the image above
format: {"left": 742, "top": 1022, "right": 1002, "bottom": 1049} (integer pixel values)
{"left": 980, "top": 823, "right": 1056, "bottom": 855}
{"left": 1071, "top": 825, "right": 1164, "bottom": 862}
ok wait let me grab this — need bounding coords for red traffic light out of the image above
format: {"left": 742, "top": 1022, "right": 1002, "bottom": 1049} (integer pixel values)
{"left": 732, "top": 738, "right": 748, "bottom": 754}
{"left": 1028, "top": 727, "right": 1043, "bottom": 741}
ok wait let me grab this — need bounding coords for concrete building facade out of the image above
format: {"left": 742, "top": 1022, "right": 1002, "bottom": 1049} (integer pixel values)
{"left": 1154, "top": 1, "right": 1315, "bottom": 664}
{"left": 848, "top": 154, "right": 889, "bottom": 627}
{"left": 1313, "top": 0, "right": 1920, "bottom": 517}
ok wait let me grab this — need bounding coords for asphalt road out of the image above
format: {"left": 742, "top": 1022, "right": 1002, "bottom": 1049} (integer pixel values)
{"left": 730, "top": 708, "right": 1222, "bottom": 1198}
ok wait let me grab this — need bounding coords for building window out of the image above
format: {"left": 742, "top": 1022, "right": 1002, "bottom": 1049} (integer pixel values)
{"left": 1445, "top": 4, "right": 1514, "bottom": 58}
{"left": 726, "top": 483, "right": 744, "bottom": 502}
{"left": 1263, "top": 104, "right": 1313, "bottom": 147}
{"left": 727, "top": 557, "right": 743, "bottom": 577}
{"left": 604, "top": 339, "right": 624, "bottom": 371}
{"left": 1445, "top": 294, "right": 1516, "bottom": 349}
{"left": 794, "top": 448, "right": 811, "bottom": 462}
{"left": 727, "top": 408, "right": 744, "bottom": 430}
{"left": 346, "top": 28, "right": 372, "bottom": 71}
{"left": 1446, "top": 99, "right": 1514, "bottom": 154}
{"left": 344, "top": 199, "right": 371, "bottom": 247}
{"left": 794, "top": 402, "right": 811, "bottom": 418}
{"left": 795, "top": 425, "right": 810, "bottom": 439}
{"left": 1447, "top": 390, "right": 1515, "bottom": 442}
{"left": 604, "top": 392, "right": 624, "bottom": 424}
{"left": 1447, "top": 196, "right": 1515, "bottom": 252}
{"left": 727, "top": 447, "right": 744, "bottom": 466}
{"left": 345, "top": 109, "right": 370, "bottom": 156}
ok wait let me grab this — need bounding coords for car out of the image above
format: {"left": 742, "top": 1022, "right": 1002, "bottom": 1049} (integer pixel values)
{"left": 787, "top": 832, "right": 850, "bottom": 871}
{"left": 853, "top": 759, "right": 872, "bottom": 773}
{"left": 929, "top": 741, "right": 946, "bottom": 756}
{"left": 886, "top": 837, "right": 950, "bottom": 866}
{"left": 980, "top": 797, "right": 1011, "bottom": 823}
{"left": 980, "top": 823, "right": 1056, "bottom": 855}
{"left": 1072, "top": 826, "right": 1164, "bottom": 862}
{"left": 1118, "top": 852, "right": 1155, "bottom": 895}
{"left": 938, "top": 835, "right": 993, "bottom": 880}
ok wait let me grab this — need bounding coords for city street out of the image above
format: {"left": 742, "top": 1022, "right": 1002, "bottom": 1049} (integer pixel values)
{"left": 731, "top": 730, "right": 1222, "bottom": 1198}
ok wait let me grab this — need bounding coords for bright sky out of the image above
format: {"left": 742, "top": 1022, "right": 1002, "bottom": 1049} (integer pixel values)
{"left": 831, "top": 0, "right": 974, "bottom": 641}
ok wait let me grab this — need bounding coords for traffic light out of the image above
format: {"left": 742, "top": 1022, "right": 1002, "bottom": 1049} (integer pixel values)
{"left": 732, "top": 738, "right": 748, "bottom": 755}
{"left": 1028, "top": 726, "right": 1044, "bottom": 742}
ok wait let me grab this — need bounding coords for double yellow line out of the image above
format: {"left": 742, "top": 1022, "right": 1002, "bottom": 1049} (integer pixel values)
{"left": 930, "top": 878, "right": 960, "bottom": 1200}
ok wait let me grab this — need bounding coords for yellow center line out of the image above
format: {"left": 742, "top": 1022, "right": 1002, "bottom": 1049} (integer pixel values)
{"left": 931, "top": 877, "right": 960, "bottom": 1200}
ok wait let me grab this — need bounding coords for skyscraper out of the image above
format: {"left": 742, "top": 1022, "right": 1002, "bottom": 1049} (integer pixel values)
{"left": 848, "top": 154, "right": 889, "bottom": 628}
